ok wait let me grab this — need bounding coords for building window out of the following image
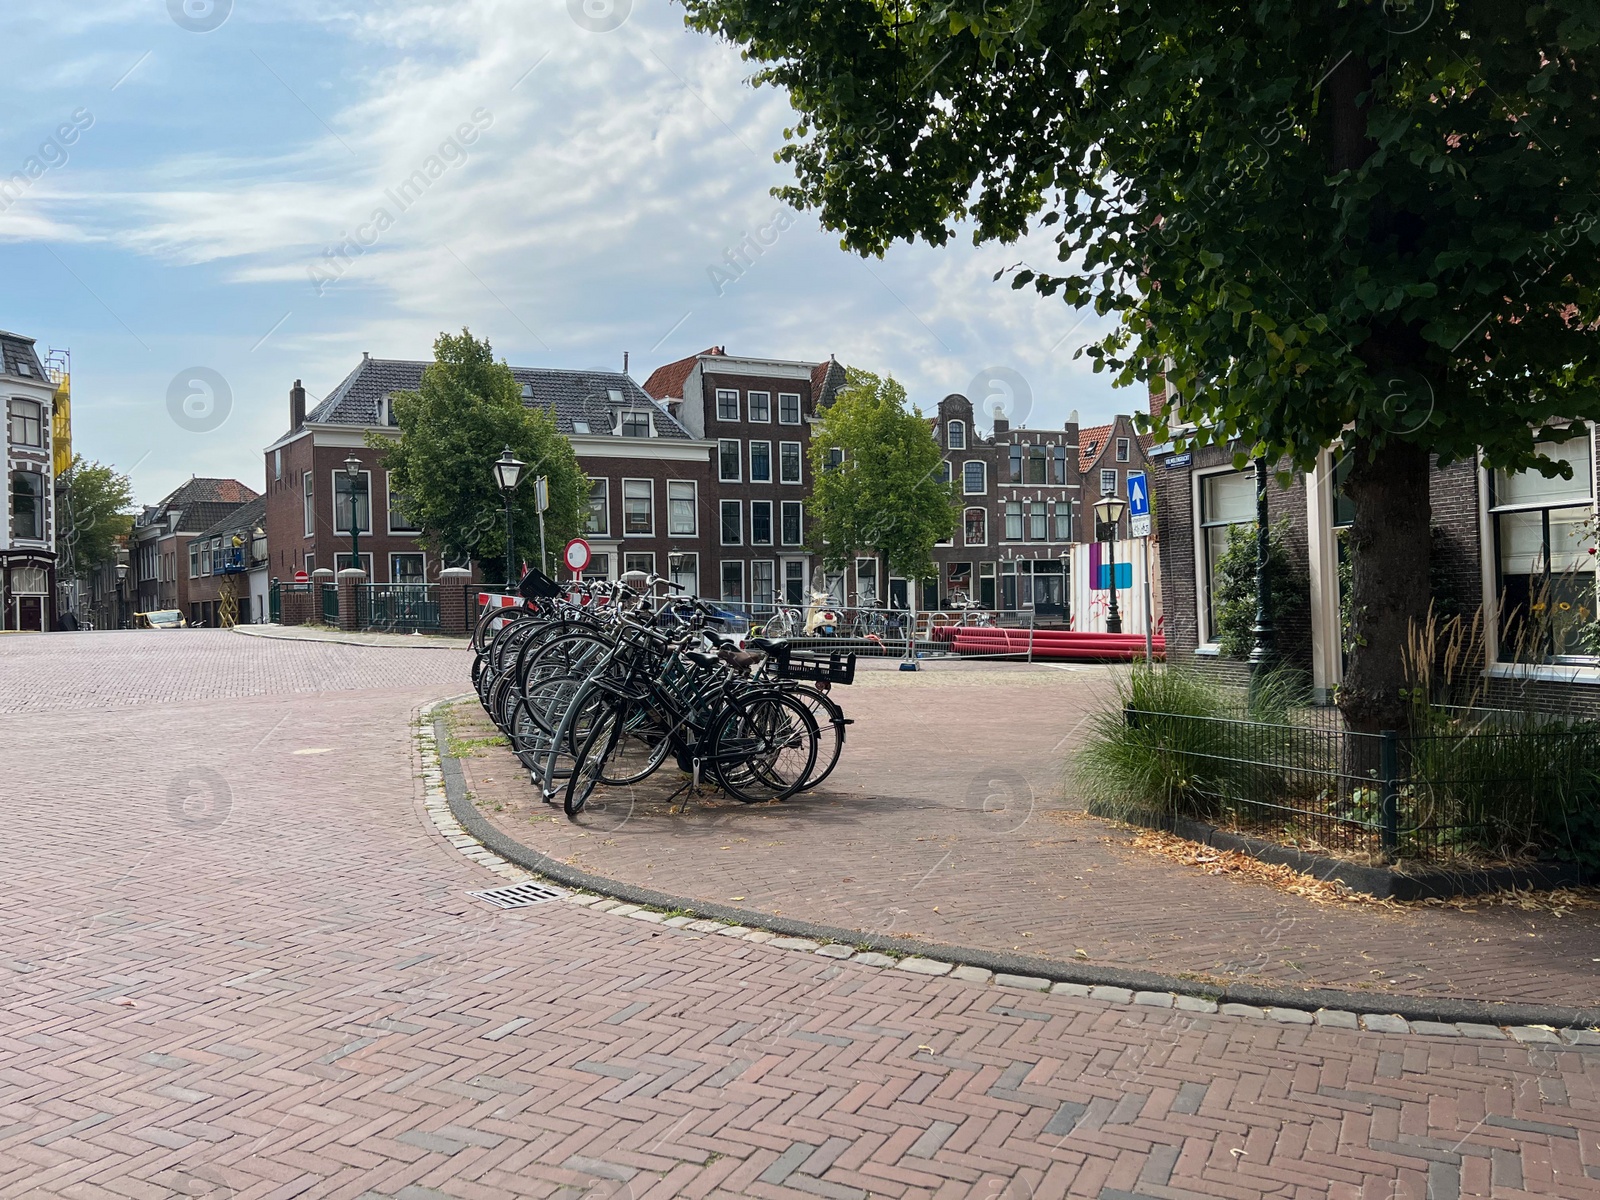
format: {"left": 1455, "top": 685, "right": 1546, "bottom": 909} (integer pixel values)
{"left": 623, "top": 551, "right": 655, "bottom": 576}
{"left": 387, "top": 473, "right": 421, "bottom": 533}
{"left": 748, "top": 391, "right": 771, "bottom": 422}
{"left": 1005, "top": 500, "right": 1023, "bottom": 541}
{"left": 274, "top": 448, "right": 282, "bottom": 481}
{"left": 778, "top": 392, "right": 801, "bottom": 424}
{"left": 303, "top": 472, "right": 315, "bottom": 537}
{"left": 750, "top": 440, "right": 772, "bottom": 483}
{"left": 586, "top": 479, "right": 610, "bottom": 537}
{"left": 10, "top": 470, "right": 43, "bottom": 540}
{"left": 1199, "top": 470, "right": 1256, "bottom": 643}
{"left": 304, "top": 553, "right": 315, "bottom": 575}
{"left": 1027, "top": 448, "right": 1048, "bottom": 485}
{"left": 189, "top": 545, "right": 200, "bottom": 578}
{"left": 1491, "top": 434, "right": 1597, "bottom": 660}
{"left": 392, "top": 553, "right": 425, "bottom": 584}
{"left": 719, "top": 439, "right": 741, "bottom": 482}
{"left": 751, "top": 560, "right": 776, "bottom": 611}
{"left": 784, "top": 559, "right": 806, "bottom": 605}
{"left": 1053, "top": 445, "right": 1067, "bottom": 485}
{"left": 1116, "top": 437, "right": 1131, "bottom": 463}
{"left": 200, "top": 544, "right": 212, "bottom": 575}
{"left": 1100, "top": 468, "right": 1118, "bottom": 495}
{"left": 721, "top": 559, "right": 744, "bottom": 603}
{"left": 669, "top": 551, "right": 698, "bottom": 596}
{"left": 622, "top": 479, "right": 653, "bottom": 536}
{"left": 1028, "top": 501, "right": 1047, "bottom": 540}
{"left": 827, "top": 447, "right": 845, "bottom": 471}
{"left": 780, "top": 500, "right": 803, "bottom": 546}
{"left": 667, "top": 480, "right": 697, "bottom": 536}
{"left": 583, "top": 552, "right": 611, "bottom": 581}
{"left": 620, "top": 410, "right": 652, "bottom": 438}
{"left": 751, "top": 500, "right": 773, "bottom": 546}
{"left": 720, "top": 500, "right": 742, "bottom": 545}
{"left": 856, "top": 558, "right": 879, "bottom": 606}
{"left": 716, "top": 389, "right": 740, "bottom": 421}
{"left": 1009, "top": 444, "right": 1023, "bottom": 483}
{"left": 963, "top": 461, "right": 986, "bottom": 495}
{"left": 334, "top": 470, "right": 371, "bottom": 534}
{"left": 1052, "top": 500, "right": 1072, "bottom": 541}
{"left": 779, "top": 442, "right": 802, "bottom": 484}
{"left": 964, "top": 507, "right": 987, "bottom": 546}
{"left": 8, "top": 398, "right": 42, "bottom": 447}
{"left": 334, "top": 552, "right": 373, "bottom": 575}
{"left": 979, "top": 561, "right": 997, "bottom": 608}
{"left": 947, "top": 420, "right": 966, "bottom": 450}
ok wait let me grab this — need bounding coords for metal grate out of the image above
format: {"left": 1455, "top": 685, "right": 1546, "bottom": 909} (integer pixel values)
{"left": 468, "top": 880, "right": 567, "bottom": 909}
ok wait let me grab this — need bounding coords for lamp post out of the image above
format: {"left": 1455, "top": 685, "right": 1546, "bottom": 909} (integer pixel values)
{"left": 1093, "top": 495, "right": 1127, "bottom": 634}
{"left": 342, "top": 453, "right": 364, "bottom": 574}
{"left": 1247, "top": 453, "right": 1277, "bottom": 675}
{"left": 493, "top": 447, "right": 527, "bottom": 593}
{"left": 115, "top": 562, "right": 128, "bottom": 630}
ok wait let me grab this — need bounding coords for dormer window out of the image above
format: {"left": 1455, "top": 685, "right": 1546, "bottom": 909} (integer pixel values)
{"left": 376, "top": 396, "right": 398, "bottom": 426}
{"left": 572, "top": 420, "right": 591, "bottom": 434}
{"left": 947, "top": 419, "right": 966, "bottom": 450}
{"left": 619, "top": 411, "right": 651, "bottom": 438}
{"left": 521, "top": 383, "right": 534, "bottom": 400}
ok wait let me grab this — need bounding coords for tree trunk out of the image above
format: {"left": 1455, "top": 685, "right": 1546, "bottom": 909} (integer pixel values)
{"left": 1337, "top": 437, "right": 1432, "bottom": 734}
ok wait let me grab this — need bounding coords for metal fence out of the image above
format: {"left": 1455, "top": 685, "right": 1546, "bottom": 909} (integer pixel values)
{"left": 321, "top": 583, "right": 340, "bottom": 625}
{"left": 357, "top": 584, "right": 441, "bottom": 632}
{"left": 1124, "top": 706, "right": 1600, "bottom": 862}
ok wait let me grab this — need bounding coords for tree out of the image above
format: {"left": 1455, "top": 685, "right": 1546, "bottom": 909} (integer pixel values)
{"left": 807, "top": 368, "right": 957, "bottom": 586}
{"left": 374, "top": 330, "right": 587, "bottom": 585}
{"left": 679, "top": 1, "right": 1600, "bottom": 731}
{"left": 58, "top": 457, "right": 133, "bottom": 581}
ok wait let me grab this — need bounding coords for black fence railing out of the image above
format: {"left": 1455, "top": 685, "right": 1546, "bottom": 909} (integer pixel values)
{"left": 357, "top": 584, "right": 440, "bottom": 631}
{"left": 1123, "top": 707, "right": 1600, "bottom": 863}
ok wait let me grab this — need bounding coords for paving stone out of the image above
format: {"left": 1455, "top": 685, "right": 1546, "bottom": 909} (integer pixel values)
{"left": 1509, "top": 1025, "right": 1561, "bottom": 1044}
{"left": 1361, "top": 1014, "right": 1410, "bottom": 1034}
{"left": 1174, "top": 994, "right": 1218, "bottom": 1013}
{"left": 608, "top": 904, "right": 642, "bottom": 917}
{"left": 589, "top": 899, "right": 623, "bottom": 911}
{"left": 769, "top": 936, "right": 821, "bottom": 951}
{"left": 1314, "top": 1009, "right": 1360, "bottom": 1029}
{"left": 1134, "top": 991, "right": 1175, "bottom": 1008}
{"left": 1559, "top": 1028, "right": 1600, "bottom": 1046}
{"left": 742, "top": 929, "right": 777, "bottom": 943}
{"left": 564, "top": 894, "right": 602, "bottom": 906}
{"left": 1220, "top": 1003, "right": 1266, "bottom": 1019}
{"left": 950, "top": 964, "right": 993, "bottom": 983}
{"left": 1410, "top": 1020, "right": 1462, "bottom": 1038}
{"left": 1090, "top": 986, "right": 1134, "bottom": 1003}
{"left": 662, "top": 916, "right": 695, "bottom": 928}
{"left": 814, "top": 944, "right": 855, "bottom": 959}
{"left": 1051, "top": 981, "right": 1093, "bottom": 997}
{"left": 995, "top": 973, "right": 1051, "bottom": 991}
{"left": 896, "top": 957, "right": 953, "bottom": 976}
{"left": 715, "top": 925, "right": 752, "bottom": 937}
{"left": 852, "top": 952, "right": 896, "bottom": 968}
{"left": 685, "top": 919, "right": 725, "bottom": 933}
{"left": 628, "top": 909, "right": 665, "bottom": 923}
{"left": 1456, "top": 1023, "right": 1508, "bottom": 1039}
{"left": 1266, "top": 1007, "right": 1313, "bottom": 1024}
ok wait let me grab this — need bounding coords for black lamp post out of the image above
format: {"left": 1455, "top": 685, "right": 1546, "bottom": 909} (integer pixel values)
{"left": 1094, "top": 495, "right": 1127, "bottom": 634}
{"left": 1247, "top": 453, "right": 1277, "bottom": 674}
{"left": 342, "top": 453, "right": 364, "bottom": 574}
{"left": 493, "top": 447, "right": 527, "bottom": 593}
{"left": 115, "top": 562, "right": 128, "bottom": 630}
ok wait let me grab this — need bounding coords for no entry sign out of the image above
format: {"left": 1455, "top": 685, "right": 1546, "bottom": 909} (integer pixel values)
{"left": 563, "top": 538, "right": 592, "bottom": 573}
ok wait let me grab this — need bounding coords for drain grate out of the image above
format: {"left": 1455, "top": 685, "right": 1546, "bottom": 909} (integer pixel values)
{"left": 469, "top": 880, "right": 568, "bottom": 909}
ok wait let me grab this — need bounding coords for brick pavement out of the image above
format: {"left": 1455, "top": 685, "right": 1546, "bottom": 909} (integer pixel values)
{"left": 456, "top": 661, "right": 1600, "bottom": 1009}
{"left": 2, "top": 632, "right": 1598, "bottom": 1198}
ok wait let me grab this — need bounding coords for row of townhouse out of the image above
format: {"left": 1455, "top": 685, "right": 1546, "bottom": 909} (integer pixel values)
{"left": 1151, "top": 381, "right": 1600, "bottom": 709}
{"left": 2, "top": 331, "right": 59, "bottom": 631}
{"left": 129, "top": 477, "right": 263, "bottom": 623}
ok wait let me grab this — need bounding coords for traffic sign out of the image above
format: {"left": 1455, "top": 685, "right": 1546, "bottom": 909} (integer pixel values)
{"left": 1126, "top": 470, "right": 1152, "bottom": 538}
{"left": 293, "top": 570, "right": 309, "bottom": 583}
{"left": 563, "top": 538, "right": 592, "bottom": 572}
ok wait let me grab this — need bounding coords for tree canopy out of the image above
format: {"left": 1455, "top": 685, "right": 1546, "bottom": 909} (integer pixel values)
{"left": 681, "top": 0, "right": 1600, "bottom": 729}
{"left": 374, "top": 330, "right": 587, "bottom": 585}
{"left": 807, "top": 368, "right": 957, "bottom": 584}
{"left": 58, "top": 457, "right": 133, "bottom": 580}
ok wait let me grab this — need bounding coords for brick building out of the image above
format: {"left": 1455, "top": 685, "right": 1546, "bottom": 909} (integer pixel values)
{"left": 129, "top": 477, "right": 260, "bottom": 618}
{"left": 2, "top": 331, "right": 59, "bottom": 631}
{"left": 185, "top": 496, "right": 269, "bottom": 627}
{"left": 643, "top": 347, "right": 846, "bottom": 610}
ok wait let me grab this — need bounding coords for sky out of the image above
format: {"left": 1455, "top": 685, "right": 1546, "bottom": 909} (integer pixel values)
{"left": 0, "top": 0, "right": 1128, "bottom": 507}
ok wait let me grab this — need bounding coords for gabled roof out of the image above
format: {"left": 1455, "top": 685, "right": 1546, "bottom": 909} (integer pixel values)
{"left": 642, "top": 347, "right": 724, "bottom": 401}
{"left": 292, "top": 356, "right": 693, "bottom": 441}
{"left": 0, "top": 330, "right": 47, "bottom": 382}
{"left": 135, "top": 477, "right": 261, "bottom": 534}
{"left": 1078, "top": 423, "right": 1114, "bottom": 472}
{"left": 194, "top": 495, "right": 267, "bottom": 540}
{"left": 811, "top": 356, "right": 848, "bottom": 408}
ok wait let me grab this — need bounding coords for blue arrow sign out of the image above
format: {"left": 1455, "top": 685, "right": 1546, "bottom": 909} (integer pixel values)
{"left": 1125, "top": 470, "right": 1150, "bottom": 518}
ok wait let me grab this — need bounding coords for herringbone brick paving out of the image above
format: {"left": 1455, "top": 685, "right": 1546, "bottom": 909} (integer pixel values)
{"left": 454, "top": 666, "right": 1600, "bottom": 1007}
{"left": 1, "top": 630, "right": 1596, "bottom": 1198}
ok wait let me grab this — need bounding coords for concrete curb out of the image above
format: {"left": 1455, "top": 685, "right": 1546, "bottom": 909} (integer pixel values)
{"left": 429, "top": 703, "right": 1600, "bottom": 1033}
{"left": 233, "top": 625, "right": 468, "bottom": 650}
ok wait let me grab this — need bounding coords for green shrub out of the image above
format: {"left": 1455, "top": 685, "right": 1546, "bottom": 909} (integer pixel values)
{"left": 1212, "top": 520, "right": 1306, "bottom": 660}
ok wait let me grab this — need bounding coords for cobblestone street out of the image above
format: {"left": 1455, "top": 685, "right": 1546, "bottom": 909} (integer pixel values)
{"left": 3, "top": 630, "right": 1598, "bottom": 1199}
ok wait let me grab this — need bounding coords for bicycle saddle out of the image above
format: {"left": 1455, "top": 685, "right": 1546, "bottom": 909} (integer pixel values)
{"left": 746, "top": 636, "right": 787, "bottom": 651}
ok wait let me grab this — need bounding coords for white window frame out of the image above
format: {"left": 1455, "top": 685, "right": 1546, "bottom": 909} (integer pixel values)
{"left": 780, "top": 500, "right": 803, "bottom": 546}
{"left": 1195, "top": 466, "right": 1255, "bottom": 648}
{"left": 667, "top": 479, "right": 697, "bottom": 537}
{"left": 586, "top": 478, "right": 610, "bottom": 538}
{"left": 623, "top": 550, "right": 656, "bottom": 576}
{"left": 621, "top": 478, "right": 654, "bottom": 538}
{"left": 777, "top": 392, "right": 801, "bottom": 425}
{"left": 334, "top": 552, "right": 375, "bottom": 576}
{"left": 946, "top": 419, "right": 966, "bottom": 450}
{"left": 721, "top": 558, "right": 745, "bottom": 603}
{"left": 750, "top": 558, "right": 777, "bottom": 610}
{"left": 747, "top": 391, "right": 772, "bottom": 423}
{"left": 8, "top": 398, "right": 43, "bottom": 447}
{"left": 1100, "top": 468, "right": 1118, "bottom": 495}
{"left": 333, "top": 469, "right": 372, "bottom": 536}
{"left": 669, "top": 550, "right": 699, "bottom": 597}
{"left": 779, "top": 441, "right": 803, "bottom": 485}
{"left": 962, "top": 460, "right": 986, "bottom": 496}
{"left": 716, "top": 389, "right": 740, "bottom": 422}
{"left": 1116, "top": 437, "right": 1131, "bottom": 463}
{"left": 963, "top": 506, "right": 987, "bottom": 548}
{"left": 720, "top": 499, "right": 743, "bottom": 546}
{"left": 390, "top": 551, "right": 427, "bottom": 585}
{"left": 718, "top": 438, "right": 742, "bottom": 483}
{"left": 749, "top": 439, "right": 773, "bottom": 484}
{"left": 750, "top": 499, "right": 774, "bottom": 546}
{"left": 303, "top": 471, "right": 315, "bottom": 538}
{"left": 386, "top": 470, "right": 422, "bottom": 535}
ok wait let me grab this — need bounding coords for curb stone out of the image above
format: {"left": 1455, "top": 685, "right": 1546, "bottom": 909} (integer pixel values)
{"left": 419, "top": 699, "right": 1600, "bottom": 1040}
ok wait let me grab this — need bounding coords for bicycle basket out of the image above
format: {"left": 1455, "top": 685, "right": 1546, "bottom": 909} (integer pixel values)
{"left": 518, "top": 567, "right": 563, "bottom": 600}
{"left": 773, "top": 645, "right": 856, "bottom": 686}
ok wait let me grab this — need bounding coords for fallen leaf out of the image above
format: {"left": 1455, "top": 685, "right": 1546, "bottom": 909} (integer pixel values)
{"left": 730, "top": 897, "right": 745, "bottom": 901}
{"left": 112, "top": 998, "right": 137, "bottom": 1007}
{"left": 1229, "top": 1148, "right": 1247, "bottom": 1159}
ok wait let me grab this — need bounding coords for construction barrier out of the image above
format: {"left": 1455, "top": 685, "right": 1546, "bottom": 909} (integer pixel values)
{"left": 947, "top": 627, "right": 1164, "bottom": 662}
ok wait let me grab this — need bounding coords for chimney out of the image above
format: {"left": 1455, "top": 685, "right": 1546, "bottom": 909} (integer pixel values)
{"left": 291, "top": 379, "right": 306, "bottom": 430}
{"left": 992, "top": 403, "right": 1009, "bottom": 436}
{"left": 623, "top": 351, "right": 630, "bottom": 376}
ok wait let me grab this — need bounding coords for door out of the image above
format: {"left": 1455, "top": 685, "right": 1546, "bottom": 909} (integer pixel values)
{"left": 783, "top": 559, "right": 806, "bottom": 606}
{"left": 18, "top": 596, "right": 43, "bottom": 632}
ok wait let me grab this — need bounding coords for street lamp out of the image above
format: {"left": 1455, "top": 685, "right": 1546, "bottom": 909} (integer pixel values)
{"left": 342, "top": 453, "right": 364, "bottom": 575}
{"left": 115, "top": 561, "right": 128, "bottom": 630}
{"left": 493, "top": 446, "right": 526, "bottom": 593}
{"left": 1093, "top": 495, "right": 1127, "bottom": 634}
{"left": 1247, "top": 454, "right": 1277, "bottom": 674}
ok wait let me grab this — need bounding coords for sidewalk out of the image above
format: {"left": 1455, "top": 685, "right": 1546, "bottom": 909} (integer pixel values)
{"left": 233, "top": 623, "right": 468, "bottom": 649}
{"left": 453, "top": 659, "right": 1600, "bottom": 1009}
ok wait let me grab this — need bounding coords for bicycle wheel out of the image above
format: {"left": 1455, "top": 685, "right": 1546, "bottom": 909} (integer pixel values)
{"left": 597, "top": 699, "right": 674, "bottom": 786}
{"left": 565, "top": 703, "right": 625, "bottom": 818}
{"left": 784, "top": 685, "right": 847, "bottom": 791}
{"left": 709, "top": 692, "right": 818, "bottom": 803}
